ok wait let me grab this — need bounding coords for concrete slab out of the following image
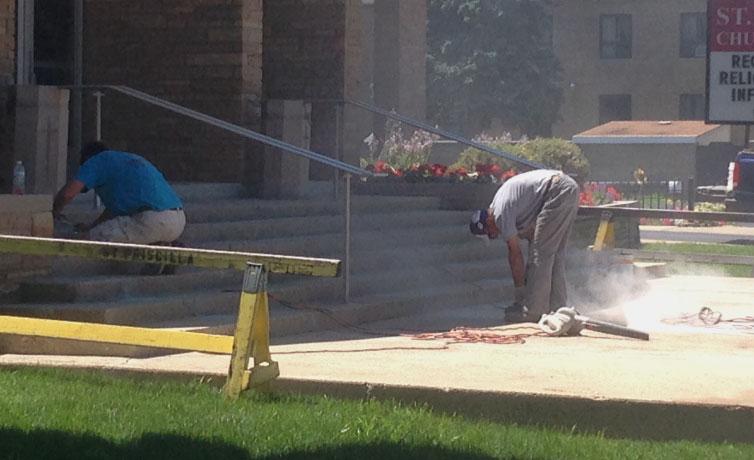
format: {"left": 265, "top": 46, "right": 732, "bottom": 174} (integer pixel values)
{"left": 1, "top": 275, "right": 753, "bottom": 442}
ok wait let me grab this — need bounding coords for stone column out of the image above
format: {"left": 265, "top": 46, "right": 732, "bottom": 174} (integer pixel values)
{"left": 262, "top": 100, "right": 311, "bottom": 198}
{"left": 373, "top": 0, "right": 427, "bottom": 122}
{"left": 13, "top": 86, "right": 70, "bottom": 194}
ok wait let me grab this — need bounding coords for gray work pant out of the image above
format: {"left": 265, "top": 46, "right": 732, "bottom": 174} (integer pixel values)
{"left": 525, "top": 174, "right": 579, "bottom": 317}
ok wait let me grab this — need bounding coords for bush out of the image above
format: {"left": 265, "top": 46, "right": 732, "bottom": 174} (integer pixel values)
{"left": 454, "top": 137, "right": 590, "bottom": 182}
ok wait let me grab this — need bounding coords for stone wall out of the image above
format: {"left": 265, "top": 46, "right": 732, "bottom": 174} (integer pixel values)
{"left": 0, "top": 0, "right": 15, "bottom": 192}
{"left": 83, "top": 0, "right": 264, "bottom": 182}
{"left": 263, "top": 0, "right": 371, "bottom": 179}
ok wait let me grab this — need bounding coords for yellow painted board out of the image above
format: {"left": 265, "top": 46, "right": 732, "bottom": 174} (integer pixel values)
{"left": 0, "top": 234, "right": 340, "bottom": 277}
{"left": 0, "top": 315, "right": 234, "bottom": 354}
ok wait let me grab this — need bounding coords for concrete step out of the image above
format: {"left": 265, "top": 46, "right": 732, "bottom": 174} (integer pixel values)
{"left": 185, "top": 195, "right": 443, "bottom": 224}
{"left": 172, "top": 183, "right": 245, "bottom": 202}
{"left": 3, "top": 257, "right": 509, "bottom": 324}
{"left": 0, "top": 277, "right": 513, "bottom": 357}
{"left": 181, "top": 209, "right": 468, "bottom": 243}
{"left": 198, "top": 225, "right": 473, "bottom": 257}
{"left": 32, "top": 240, "right": 504, "bottom": 303}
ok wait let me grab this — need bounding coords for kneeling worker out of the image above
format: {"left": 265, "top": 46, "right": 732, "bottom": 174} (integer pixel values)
{"left": 53, "top": 141, "right": 185, "bottom": 245}
{"left": 469, "top": 169, "right": 579, "bottom": 322}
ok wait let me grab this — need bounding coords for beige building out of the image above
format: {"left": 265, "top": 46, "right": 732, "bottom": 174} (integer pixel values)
{"left": 551, "top": 0, "right": 743, "bottom": 140}
{"left": 573, "top": 120, "right": 738, "bottom": 184}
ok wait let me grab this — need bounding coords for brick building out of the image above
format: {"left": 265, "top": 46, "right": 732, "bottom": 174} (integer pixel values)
{"left": 0, "top": 0, "right": 427, "bottom": 194}
{"left": 552, "top": 0, "right": 746, "bottom": 143}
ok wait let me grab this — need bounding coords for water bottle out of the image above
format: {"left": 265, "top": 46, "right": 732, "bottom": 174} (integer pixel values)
{"left": 12, "top": 161, "right": 25, "bottom": 195}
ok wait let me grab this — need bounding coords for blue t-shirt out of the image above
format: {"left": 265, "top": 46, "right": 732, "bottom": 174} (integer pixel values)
{"left": 75, "top": 151, "right": 182, "bottom": 216}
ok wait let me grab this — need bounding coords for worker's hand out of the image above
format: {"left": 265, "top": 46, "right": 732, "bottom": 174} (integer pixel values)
{"left": 514, "top": 286, "right": 526, "bottom": 304}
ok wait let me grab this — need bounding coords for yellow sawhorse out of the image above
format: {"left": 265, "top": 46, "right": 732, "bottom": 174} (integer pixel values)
{"left": 0, "top": 235, "right": 342, "bottom": 399}
{"left": 0, "top": 263, "right": 277, "bottom": 398}
{"left": 592, "top": 211, "right": 616, "bottom": 251}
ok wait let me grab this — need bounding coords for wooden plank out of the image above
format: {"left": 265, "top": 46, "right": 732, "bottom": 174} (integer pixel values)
{"left": 0, "top": 234, "right": 341, "bottom": 277}
{"left": 618, "top": 249, "right": 754, "bottom": 266}
{"left": 579, "top": 206, "right": 754, "bottom": 223}
{"left": 0, "top": 315, "right": 234, "bottom": 354}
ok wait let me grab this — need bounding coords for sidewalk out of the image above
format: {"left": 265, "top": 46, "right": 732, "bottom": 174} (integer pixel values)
{"left": 641, "top": 223, "right": 754, "bottom": 244}
{"left": 2, "top": 275, "right": 753, "bottom": 442}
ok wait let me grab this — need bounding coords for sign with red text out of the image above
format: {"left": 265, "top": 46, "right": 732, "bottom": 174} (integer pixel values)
{"left": 707, "top": 0, "right": 754, "bottom": 123}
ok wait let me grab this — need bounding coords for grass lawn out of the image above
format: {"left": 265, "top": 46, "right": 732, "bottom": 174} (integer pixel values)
{"left": 642, "top": 242, "right": 754, "bottom": 277}
{"left": 1, "top": 367, "right": 753, "bottom": 460}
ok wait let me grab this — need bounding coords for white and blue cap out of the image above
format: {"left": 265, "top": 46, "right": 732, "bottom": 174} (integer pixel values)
{"left": 469, "top": 209, "right": 490, "bottom": 236}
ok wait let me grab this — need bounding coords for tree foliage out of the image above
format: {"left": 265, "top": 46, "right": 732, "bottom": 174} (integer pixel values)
{"left": 427, "top": 0, "right": 563, "bottom": 137}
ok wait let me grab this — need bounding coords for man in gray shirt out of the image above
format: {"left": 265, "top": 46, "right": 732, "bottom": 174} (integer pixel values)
{"left": 470, "top": 169, "right": 579, "bottom": 322}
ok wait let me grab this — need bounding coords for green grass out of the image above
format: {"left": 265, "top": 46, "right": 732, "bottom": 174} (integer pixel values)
{"left": 642, "top": 242, "right": 754, "bottom": 277}
{"left": 1, "top": 367, "right": 753, "bottom": 459}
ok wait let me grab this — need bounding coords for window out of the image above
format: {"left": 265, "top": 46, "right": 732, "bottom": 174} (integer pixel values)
{"left": 679, "top": 94, "right": 705, "bottom": 120}
{"left": 600, "top": 14, "right": 632, "bottom": 59}
{"left": 599, "top": 94, "right": 632, "bottom": 124}
{"left": 680, "top": 13, "right": 706, "bottom": 58}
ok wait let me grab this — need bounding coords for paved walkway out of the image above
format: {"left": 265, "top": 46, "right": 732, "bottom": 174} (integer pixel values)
{"left": 2, "top": 275, "right": 753, "bottom": 442}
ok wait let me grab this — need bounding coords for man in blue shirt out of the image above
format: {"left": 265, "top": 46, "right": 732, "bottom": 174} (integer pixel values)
{"left": 53, "top": 142, "right": 185, "bottom": 245}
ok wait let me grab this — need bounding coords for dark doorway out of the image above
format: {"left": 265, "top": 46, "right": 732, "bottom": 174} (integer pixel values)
{"left": 34, "top": 0, "right": 75, "bottom": 85}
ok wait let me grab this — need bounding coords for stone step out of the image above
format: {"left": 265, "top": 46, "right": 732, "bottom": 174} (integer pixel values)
{"left": 185, "top": 195, "right": 443, "bottom": 224}
{"left": 181, "top": 209, "right": 468, "bottom": 243}
{"left": 3, "top": 258, "right": 509, "bottom": 324}
{"left": 198, "top": 225, "right": 473, "bottom": 257}
{"left": 0, "top": 278, "right": 513, "bottom": 357}
{"left": 29, "top": 239, "right": 504, "bottom": 303}
{"left": 172, "top": 183, "right": 245, "bottom": 202}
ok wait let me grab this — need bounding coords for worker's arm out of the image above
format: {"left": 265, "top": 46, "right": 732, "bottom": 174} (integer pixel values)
{"left": 52, "top": 180, "right": 87, "bottom": 218}
{"left": 78, "top": 208, "right": 114, "bottom": 232}
{"left": 506, "top": 236, "right": 526, "bottom": 288}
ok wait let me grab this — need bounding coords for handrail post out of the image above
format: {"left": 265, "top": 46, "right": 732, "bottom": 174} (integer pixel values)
{"left": 344, "top": 173, "right": 352, "bottom": 303}
{"left": 333, "top": 101, "right": 345, "bottom": 200}
{"left": 92, "top": 90, "right": 105, "bottom": 210}
{"left": 93, "top": 90, "right": 104, "bottom": 141}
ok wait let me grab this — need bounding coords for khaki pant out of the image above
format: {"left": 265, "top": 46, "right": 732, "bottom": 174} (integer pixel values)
{"left": 525, "top": 175, "right": 579, "bottom": 317}
{"left": 89, "top": 209, "right": 186, "bottom": 244}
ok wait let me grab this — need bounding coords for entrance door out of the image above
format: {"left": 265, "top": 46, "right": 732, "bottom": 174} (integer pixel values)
{"left": 15, "top": 0, "right": 75, "bottom": 85}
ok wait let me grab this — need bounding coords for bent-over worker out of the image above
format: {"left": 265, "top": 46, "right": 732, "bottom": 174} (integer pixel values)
{"left": 469, "top": 169, "right": 579, "bottom": 322}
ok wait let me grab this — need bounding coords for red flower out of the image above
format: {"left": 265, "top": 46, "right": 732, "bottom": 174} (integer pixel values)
{"left": 374, "top": 160, "right": 389, "bottom": 174}
{"left": 430, "top": 163, "right": 447, "bottom": 177}
{"left": 500, "top": 169, "right": 517, "bottom": 181}
{"left": 606, "top": 186, "right": 621, "bottom": 202}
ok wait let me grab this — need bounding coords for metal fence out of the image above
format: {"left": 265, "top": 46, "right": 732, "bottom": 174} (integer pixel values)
{"left": 583, "top": 178, "right": 697, "bottom": 210}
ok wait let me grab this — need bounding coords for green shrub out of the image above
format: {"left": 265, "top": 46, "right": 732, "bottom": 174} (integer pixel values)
{"left": 454, "top": 137, "right": 590, "bottom": 181}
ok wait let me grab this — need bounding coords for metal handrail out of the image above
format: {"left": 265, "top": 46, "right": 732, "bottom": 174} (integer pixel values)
{"left": 66, "top": 84, "right": 365, "bottom": 303}
{"left": 69, "top": 85, "right": 372, "bottom": 177}
{"left": 342, "top": 98, "right": 546, "bottom": 171}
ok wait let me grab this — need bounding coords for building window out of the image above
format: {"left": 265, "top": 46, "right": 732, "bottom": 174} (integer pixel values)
{"left": 599, "top": 94, "right": 632, "bottom": 124}
{"left": 680, "top": 13, "right": 706, "bottom": 58}
{"left": 679, "top": 94, "right": 705, "bottom": 120}
{"left": 600, "top": 14, "right": 632, "bottom": 59}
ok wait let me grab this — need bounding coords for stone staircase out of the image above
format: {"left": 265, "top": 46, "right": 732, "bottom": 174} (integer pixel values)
{"left": 0, "top": 184, "right": 514, "bottom": 356}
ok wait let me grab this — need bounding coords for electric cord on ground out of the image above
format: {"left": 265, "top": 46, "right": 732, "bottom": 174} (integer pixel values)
{"left": 662, "top": 306, "right": 754, "bottom": 332}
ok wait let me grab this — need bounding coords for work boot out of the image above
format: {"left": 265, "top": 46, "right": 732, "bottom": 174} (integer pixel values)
{"left": 504, "top": 303, "right": 532, "bottom": 323}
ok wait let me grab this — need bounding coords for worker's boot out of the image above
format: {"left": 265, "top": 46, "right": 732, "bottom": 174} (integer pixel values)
{"left": 504, "top": 303, "right": 532, "bottom": 323}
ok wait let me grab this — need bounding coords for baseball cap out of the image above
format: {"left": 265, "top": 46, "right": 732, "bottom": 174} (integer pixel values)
{"left": 469, "top": 209, "right": 490, "bottom": 237}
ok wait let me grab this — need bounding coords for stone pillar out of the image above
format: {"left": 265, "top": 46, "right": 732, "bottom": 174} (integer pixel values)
{"left": 373, "top": 0, "right": 427, "bottom": 122}
{"left": 0, "top": 194, "right": 54, "bottom": 280}
{"left": 262, "top": 100, "right": 311, "bottom": 198}
{"left": 13, "top": 86, "right": 70, "bottom": 194}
